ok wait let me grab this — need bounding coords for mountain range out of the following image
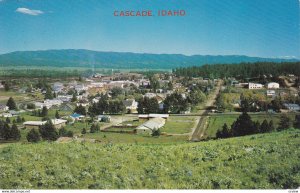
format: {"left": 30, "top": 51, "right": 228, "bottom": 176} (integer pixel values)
{"left": 0, "top": 49, "right": 298, "bottom": 69}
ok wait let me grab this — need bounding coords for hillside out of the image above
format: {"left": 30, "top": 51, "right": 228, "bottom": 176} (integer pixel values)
{"left": 0, "top": 129, "right": 299, "bottom": 189}
{"left": 0, "top": 49, "right": 298, "bottom": 69}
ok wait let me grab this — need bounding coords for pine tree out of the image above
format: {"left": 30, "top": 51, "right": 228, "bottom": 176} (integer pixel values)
{"left": 277, "top": 114, "right": 291, "bottom": 131}
{"left": 81, "top": 128, "right": 87, "bottom": 134}
{"left": 39, "top": 121, "right": 58, "bottom": 141}
{"left": 27, "top": 129, "right": 41, "bottom": 143}
{"left": 41, "top": 106, "right": 48, "bottom": 117}
{"left": 6, "top": 117, "right": 10, "bottom": 124}
{"left": 10, "top": 124, "right": 21, "bottom": 140}
{"left": 55, "top": 110, "right": 60, "bottom": 119}
{"left": 294, "top": 115, "right": 300, "bottom": 129}
{"left": 45, "top": 88, "right": 54, "bottom": 100}
{"left": 231, "top": 112, "right": 256, "bottom": 136}
{"left": 2, "top": 123, "right": 11, "bottom": 140}
{"left": 6, "top": 97, "right": 17, "bottom": 110}
{"left": 16, "top": 116, "right": 22, "bottom": 123}
{"left": 260, "top": 119, "right": 269, "bottom": 133}
{"left": 268, "top": 120, "right": 275, "bottom": 132}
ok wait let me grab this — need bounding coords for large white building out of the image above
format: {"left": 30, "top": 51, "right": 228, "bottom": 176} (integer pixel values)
{"left": 267, "top": 82, "right": 280, "bottom": 89}
{"left": 136, "top": 117, "right": 166, "bottom": 135}
{"left": 248, "top": 83, "right": 263, "bottom": 89}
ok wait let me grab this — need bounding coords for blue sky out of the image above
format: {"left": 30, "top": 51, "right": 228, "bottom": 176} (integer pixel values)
{"left": 0, "top": 0, "right": 299, "bottom": 58}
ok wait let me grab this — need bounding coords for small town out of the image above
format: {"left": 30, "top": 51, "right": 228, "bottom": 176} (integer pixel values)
{"left": 0, "top": 69, "right": 299, "bottom": 144}
{"left": 1, "top": 0, "right": 300, "bottom": 190}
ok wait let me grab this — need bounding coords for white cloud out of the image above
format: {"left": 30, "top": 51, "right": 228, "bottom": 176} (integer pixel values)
{"left": 16, "top": 7, "right": 44, "bottom": 16}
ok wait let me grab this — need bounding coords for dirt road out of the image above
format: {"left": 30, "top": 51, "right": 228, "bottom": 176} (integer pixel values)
{"left": 189, "top": 80, "right": 223, "bottom": 141}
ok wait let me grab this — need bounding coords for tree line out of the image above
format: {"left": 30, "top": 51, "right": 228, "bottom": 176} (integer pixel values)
{"left": 216, "top": 113, "right": 300, "bottom": 139}
{"left": 173, "top": 62, "right": 300, "bottom": 79}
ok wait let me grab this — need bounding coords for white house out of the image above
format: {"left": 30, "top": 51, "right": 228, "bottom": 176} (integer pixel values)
{"left": 266, "top": 90, "right": 276, "bottom": 97}
{"left": 75, "top": 84, "right": 87, "bottom": 92}
{"left": 267, "top": 82, "right": 279, "bottom": 89}
{"left": 248, "top": 83, "right": 263, "bottom": 89}
{"left": 283, "top": 103, "right": 300, "bottom": 112}
{"left": 144, "top": 93, "right": 156, "bottom": 98}
{"left": 53, "top": 82, "right": 64, "bottom": 93}
{"left": 0, "top": 104, "right": 9, "bottom": 112}
{"left": 0, "top": 113, "right": 12, "bottom": 118}
{"left": 123, "top": 99, "right": 138, "bottom": 112}
{"left": 136, "top": 117, "right": 166, "bottom": 135}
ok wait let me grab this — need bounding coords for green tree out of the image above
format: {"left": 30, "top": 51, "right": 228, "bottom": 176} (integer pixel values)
{"left": 260, "top": 119, "right": 269, "bottom": 133}
{"left": 39, "top": 121, "right": 59, "bottom": 141}
{"left": 41, "top": 106, "right": 48, "bottom": 117}
{"left": 26, "top": 129, "right": 41, "bottom": 143}
{"left": 6, "top": 97, "right": 17, "bottom": 110}
{"left": 44, "top": 88, "right": 54, "bottom": 100}
{"left": 268, "top": 120, "right": 275, "bottom": 132}
{"left": 294, "top": 115, "right": 300, "bottom": 129}
{"left": 81, "top": 128, "right": 87, "bottom": 134}
{"left": 10, "top": 124, "right": 21, "bottom": 140}
{"left": 216, "top": 123, "right": 232, "bottom": 138}
{"left": 152, "top": 129, "right": 161, "bottom": 137}
{"left": 2, "top": 123, "right": 11, "bottom": 140}
{"left": 74, "top": 104, "right": 86, "bottom": 115}
{"left": 6, "top": 117, "right": 10, "bottom": 124}
{"left": 55, "top": 110, "right": 60, "bottom": 119}
{"left": 277, "top": 114, "right": 291, "bottom": 131}
{"left": 90, "top": 124, "right": 100, "bottom": 133}
{"left": 71, "top": 93, "right": 77, "bottom": 102}
{"left": 4, "top": 82, "right": 10, "bottom": 91}
{"left": 231, "top": 112, "right": 257, "bottom": 136}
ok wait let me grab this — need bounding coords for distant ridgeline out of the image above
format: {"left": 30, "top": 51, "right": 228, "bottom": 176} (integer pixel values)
{"left": 0, "top": 49, "right": 298, "bottom": 70}
{"left": 173, "top": 62, "right": 300, "bottom": 78}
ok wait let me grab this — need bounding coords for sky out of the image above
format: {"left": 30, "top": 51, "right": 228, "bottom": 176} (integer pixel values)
{"left": 0, "top": 0, "right": 299, "bottom": 58}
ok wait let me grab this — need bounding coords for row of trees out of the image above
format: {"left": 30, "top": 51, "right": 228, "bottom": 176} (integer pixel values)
{"left": 216, "top": 113, "right": 300, "bottom": 139}
{"left": 0, "top": 120, "right": 21, "bottom": 141}
{"left": 173, "top": 62, "right": 300, "bottom": 79}
{"left": 87, "top": 95, "right": 125, "bottom": 116}
{"left": 27, "top": 121, "right": 73, "bottom": 142}
{"left": 81, "top": 123, "right": 100, "bottom": 134}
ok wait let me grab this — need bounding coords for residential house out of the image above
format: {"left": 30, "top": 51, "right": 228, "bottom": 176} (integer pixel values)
{"left": 53, "top": 82, "right": 64, "bottom": 93}
{"left": 0, "top": 104, "right": 9, "bottom": 112}
{"left": 267, "top": 82, "right": 280, "bottom": 89}
{"left": 96, "top": 115, "right": 111, "bottom": 122}
{"left": 266, "top": 90, "right": 276, "bottom": 97}
{"left": 248, "top": 83, "right": 263, "bottom": 89}
{"left": 123, "top": 99, "right": 138, "bottom": 113}
{"left": 283, "top": 103, "right": 300, "bottom": 112}
{"left": 59, "top": 104, "right": 74, "bottom": 112}
{"left": 0, "top": 113, "right": 12, "bottom": 118}
{"left": 70, "top": 113, "right": 85, "bottom": 121}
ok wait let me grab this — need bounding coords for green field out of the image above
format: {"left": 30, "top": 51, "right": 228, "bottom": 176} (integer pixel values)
{"left": 161, "top": 116, "right": 196, "bottom": 134}
{"left": 0, "top": 129, "right": 299, "bottom": 189}
{"left": 205, "top": 113, "right": 298, "bottom": 138}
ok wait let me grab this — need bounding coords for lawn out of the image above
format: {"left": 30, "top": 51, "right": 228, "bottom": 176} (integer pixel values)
{"left": 161, "top": 116, "right": 196, "bottom": 134}
{"left": 205, "top": 113, "right": 298, "bottom": 138}
{"left": 0, "top": 129, "right": 299, "bottom": 189}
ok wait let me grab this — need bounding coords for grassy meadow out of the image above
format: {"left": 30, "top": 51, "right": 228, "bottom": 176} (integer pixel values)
{"left": 0, "top": 129, "right": 299, "bottom": 189}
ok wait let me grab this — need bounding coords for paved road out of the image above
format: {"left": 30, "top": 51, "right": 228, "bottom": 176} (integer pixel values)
{"left": 189, "top": 80, "right": 223, "bottom": 141}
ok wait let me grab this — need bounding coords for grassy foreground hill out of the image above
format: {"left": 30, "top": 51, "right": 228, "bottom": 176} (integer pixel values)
{"left": 0, "top": 129, "right": 299, "bottom": 189}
